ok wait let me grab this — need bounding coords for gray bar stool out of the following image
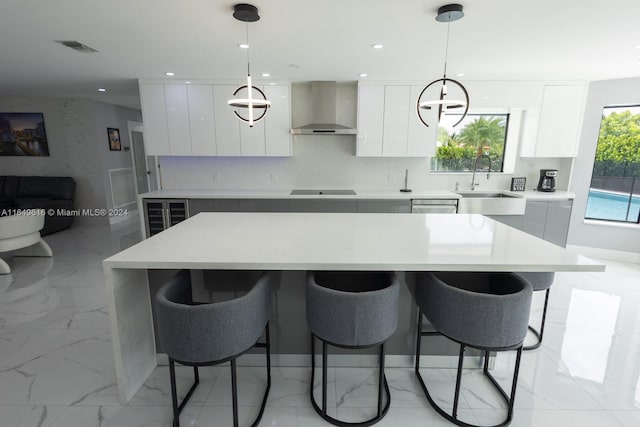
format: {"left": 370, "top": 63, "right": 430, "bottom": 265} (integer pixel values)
{"left": 155, "top": 270, "right": 274, "bottom": 427}
{"left": 414, "top": 272, "right": 532, "bottom": 427}
{"left": 516, "top": 272, "right": 555, "bottom": 350}
{"left": 306, "top": 271, "right": 399, "bottom": 427}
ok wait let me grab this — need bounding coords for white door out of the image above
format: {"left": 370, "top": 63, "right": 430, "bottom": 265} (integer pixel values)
{"left": 128, "top": 121, "right": 157, "bottom": 194}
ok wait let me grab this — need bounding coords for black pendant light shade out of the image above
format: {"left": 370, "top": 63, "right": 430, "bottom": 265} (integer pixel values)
{"left": 416, "top": 4, "right": 469, "bottom": 128}
{"left": 227, "top": 3, "right": 271, "bottom": 127}
{"left": 416, "top": 77, "right": 469, "bottom": 128}
{"left": 232, "top": 3, "right": 260, "bottom": 22}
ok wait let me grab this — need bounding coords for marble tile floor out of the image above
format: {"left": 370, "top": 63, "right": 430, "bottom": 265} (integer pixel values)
{"left": 1, "top": 221, "right": 640, "bottom": 426}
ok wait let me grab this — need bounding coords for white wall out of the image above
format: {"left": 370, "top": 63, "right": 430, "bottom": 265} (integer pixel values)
{"left": 92, "top": 101, "right": 142, "bottom": 212}
{"left": 567, "top": 77, "right": 640, "bottom": 253}
{"left": 0, "top": 96, "right": 141, "bottom": 225}
{"left": 158, "top": 137, "right": 571, "bottom": 193}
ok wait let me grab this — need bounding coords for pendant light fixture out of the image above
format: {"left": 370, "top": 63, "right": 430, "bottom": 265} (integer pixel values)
{"left": 416, "top": 4, "right": 469, "bottom": 128}
{"left": 227, "top": 3, "right": 270, "bottom": 127}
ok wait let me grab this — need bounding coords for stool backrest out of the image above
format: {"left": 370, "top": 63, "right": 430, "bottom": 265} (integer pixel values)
{"left": 156, "top": 270, "right": 272, "bottom": 364}
{"left": 416, "top": 272, "right": 532, "bottom": 349}
{"left": 307, "top": 271, "right": 399, "bottom": 347}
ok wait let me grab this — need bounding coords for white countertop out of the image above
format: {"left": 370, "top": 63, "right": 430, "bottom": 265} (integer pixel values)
{"left": 104, "top": 212, "right": 601, "bottom": 272}
{"left": 139, "top": 189, "right": 575, "bottom": 201}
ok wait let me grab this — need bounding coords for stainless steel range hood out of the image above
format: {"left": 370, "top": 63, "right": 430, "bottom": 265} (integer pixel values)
{"left": 290, "top": 82, "right": 357, "bottom": 135}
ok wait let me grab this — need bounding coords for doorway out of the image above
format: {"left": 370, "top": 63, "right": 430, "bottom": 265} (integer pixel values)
{"left": 127, "top": 121, "right": 158, "bottom": 194}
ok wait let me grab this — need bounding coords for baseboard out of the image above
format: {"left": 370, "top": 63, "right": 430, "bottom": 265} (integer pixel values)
{"left": 156, "top": 353, "right": 483, "bottom": 369}
{"left": 567, "top": 244, "right": 640, "bottom": 264}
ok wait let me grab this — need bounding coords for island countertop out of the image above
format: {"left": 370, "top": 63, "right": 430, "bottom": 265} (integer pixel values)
{"left": 103, "top": 211, "right": 603, "bottom": 402}
{"left": 104, "top": 212, "right": 602, "bottom": 272}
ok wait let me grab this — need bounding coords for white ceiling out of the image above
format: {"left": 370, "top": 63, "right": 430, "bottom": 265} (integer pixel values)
{"left": 1, "top": 0, "right": 639, "bottom": 110}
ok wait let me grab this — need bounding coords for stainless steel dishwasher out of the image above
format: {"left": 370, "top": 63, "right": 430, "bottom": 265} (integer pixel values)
{"left": 411, "top": 199, "right": 458, "bottom": 214}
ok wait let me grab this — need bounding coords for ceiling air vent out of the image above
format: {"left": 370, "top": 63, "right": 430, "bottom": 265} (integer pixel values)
{"left": 56, "top": 40, "right": 99, "bottom": 53}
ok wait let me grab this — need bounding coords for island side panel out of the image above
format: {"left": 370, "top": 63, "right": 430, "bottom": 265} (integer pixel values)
{"left": 104, "top": 267, "right": 157, "bottom": 402}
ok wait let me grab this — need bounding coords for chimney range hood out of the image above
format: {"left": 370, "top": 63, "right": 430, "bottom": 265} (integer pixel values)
{"left": 290, "top": 81, "right": 357, "bottom": 135}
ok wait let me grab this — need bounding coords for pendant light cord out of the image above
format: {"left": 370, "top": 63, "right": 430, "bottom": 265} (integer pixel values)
{"left": 245, "top": 22, "right": 251, "bottom": 76}
{"left": 443, "top": 17, "right": 451, "bottom": 78}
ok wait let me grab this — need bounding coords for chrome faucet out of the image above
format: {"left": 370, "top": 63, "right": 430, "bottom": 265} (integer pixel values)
{"left": 470, "top": 154, "right": 491, "bottom": 190}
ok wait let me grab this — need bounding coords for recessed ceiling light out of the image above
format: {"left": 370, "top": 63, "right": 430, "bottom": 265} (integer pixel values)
{"left": 262, "top": 73, "right": 270, "bottom": 77}
{"left": 456, "top": 73, "right": 465, "bottom": 77}
{"left": 97, "top": 88, "right": 107, "bottom": 92}
{"left": 185, "top": 81, "right": 192, "bottom": 84}
{"left": 165, "top": 72, "right": 175, "bottom": 76}
{"left": 237, "top": 43, "right": 250, "bottom": 49}
{"left": 371, "top": 44, "right": 384, "bottom": 49}
{"left": 359, "top": 73, "right": 368, "bottom": 77}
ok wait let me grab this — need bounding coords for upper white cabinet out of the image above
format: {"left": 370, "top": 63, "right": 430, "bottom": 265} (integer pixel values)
{"left": 264, "top": 84, "right": 292, "bottom": 156}
{"left": 356, "top": 85, "right": 385, "bottom": 156}
{"left": 212, "top": 84, "right": 241, "bottom": 156}
{"left": 139, "top": 80, "right": 292, "bottom": 157}
{"left": 520, "top": 84, "right": 586, "bottom": 157}
{"left": 139, "top": 84, "right": 170, "bottom": 156}
{"left": 187, "top": 85, "right": 216, "bottom": 156}
{"left": 164, "top": 84, "right": 192, "bottom": 155}
{"left": 357, "top": 84, "right": 436, "bottom": 157}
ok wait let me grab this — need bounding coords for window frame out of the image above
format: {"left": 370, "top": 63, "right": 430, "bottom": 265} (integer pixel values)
{"left": 430, "top": 112, "right": 511, "bottom": 173}
{"left": 585, "top": 104, "right": 640, "bottom": 224}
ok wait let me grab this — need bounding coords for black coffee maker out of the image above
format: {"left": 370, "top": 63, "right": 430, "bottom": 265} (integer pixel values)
{"left": 537, "top": 169, "right": 557, "bottom": 192}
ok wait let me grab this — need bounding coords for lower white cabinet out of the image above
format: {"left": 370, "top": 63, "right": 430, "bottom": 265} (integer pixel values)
{"left": 489, "top": 199, "right": 573, "bottom": 247}
{"left": 139, "top": 80, "right": 291, "bottom": 157}
{"left": 357, "top": 84, "right": 436, "bottom": 157}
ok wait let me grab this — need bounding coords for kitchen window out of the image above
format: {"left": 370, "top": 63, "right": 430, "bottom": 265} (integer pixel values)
{"left": 585, "top": 105, "right": 640, "bottom": 224}
{"left": 430, "top": 113, "right": 509, "bottom": 172}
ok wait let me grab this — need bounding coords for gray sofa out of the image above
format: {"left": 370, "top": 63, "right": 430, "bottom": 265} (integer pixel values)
{"left": 0, "top": 176, "right": 76, "bottom": 235}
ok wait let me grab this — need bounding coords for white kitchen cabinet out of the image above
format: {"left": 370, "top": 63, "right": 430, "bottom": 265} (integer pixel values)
{"left": 212, "top": 84, "right": 242, "bottom": 156}
{"left": 408, "top": 85, "right": 437, "bottom": 157}
{"left": 187, "top": 84, "right": 216, "bottom": 156}
{"left": 139, "top": 84, "right": 170, "bottom": 156}
{"left": 382, "top": 86, "right": 410, "bottom": 156}
{"left": 264, "top": 84, "right": 292, "bottom": 156}
{"left": 356, "top": 85, "right": 385, "bottom": 156}
{"left": 520, "top": 84, "right": 586, "bottom": 157}
{"left": 357, "top": 84, "right": 436, "bottom": 157}
{"left": 164, "top": 84, "right": 192, "bottom": 155}
{"left": 238, "top": 83, "right": 267, "bottom": 156}
{"left": 139, "top": 80, "right": 292, "bottom": 157}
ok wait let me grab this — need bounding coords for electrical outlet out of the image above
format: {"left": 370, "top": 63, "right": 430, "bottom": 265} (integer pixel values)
{"left": 270, "top": 173, "right": 278, "bottom": 182}
{"left": 213, "top": 172, "right": 221, "bottom": 182}
{"left": 388, "top": 173, "right": 395, "bottom": 182}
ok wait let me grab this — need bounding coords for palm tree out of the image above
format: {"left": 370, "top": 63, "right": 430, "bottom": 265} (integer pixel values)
{"left": 456, "top": 117, "right": 506, "bottom": 155}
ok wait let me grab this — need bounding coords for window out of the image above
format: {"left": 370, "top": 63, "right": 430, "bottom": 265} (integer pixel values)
{"left": 430, "top": 114, "right": 509, "bottom": 172}
{"left": 585, "top": 105, "right": 640, "bottom": 223}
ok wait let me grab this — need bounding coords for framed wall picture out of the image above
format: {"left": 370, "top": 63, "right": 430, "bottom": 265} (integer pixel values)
{"left": 107, "top": 127, "right": 122, "bottom": 151}
{"left": 0, "top": 112, "right": 50, "bottom": 156}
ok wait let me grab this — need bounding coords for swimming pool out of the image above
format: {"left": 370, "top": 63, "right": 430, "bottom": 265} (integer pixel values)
{"left": 586, "top": 189, "right": 640, "bottom": 222}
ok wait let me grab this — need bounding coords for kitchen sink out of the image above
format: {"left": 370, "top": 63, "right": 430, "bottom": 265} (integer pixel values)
{"left": 455, "top": 191, "right": 525, "bottom": 215}
{"left": 290, "top": 189, "right": 357, "bottom": 195}
{"left": 455, "top": 192, "right": 518, "bottom": 199}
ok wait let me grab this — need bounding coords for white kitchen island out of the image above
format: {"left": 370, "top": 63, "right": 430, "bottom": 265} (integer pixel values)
{"left": 103, "top": 212, "right": 604, "bottom": 402}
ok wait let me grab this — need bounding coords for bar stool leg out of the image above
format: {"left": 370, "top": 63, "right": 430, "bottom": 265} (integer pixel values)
{"left": 452, "top": 344, "right": 465, "bottom": 419}
{"left": 524, "top": 289, "right": 550, "bottom": 351}
{"left": 377, "top": 343, "right": 385, "bottom": 417}
{"left": 169, "top": 359, "right": 180, "bottom": 427}
{"left": 231, "top": 359, "right": 239, "bottom": 427}
{"left": 322, "top": 339, "right": 328, "bottom": 415}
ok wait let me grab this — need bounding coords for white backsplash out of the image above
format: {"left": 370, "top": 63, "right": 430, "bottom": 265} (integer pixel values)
{"left": 158, "top": 135, "right": 573, "bottom": 192}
